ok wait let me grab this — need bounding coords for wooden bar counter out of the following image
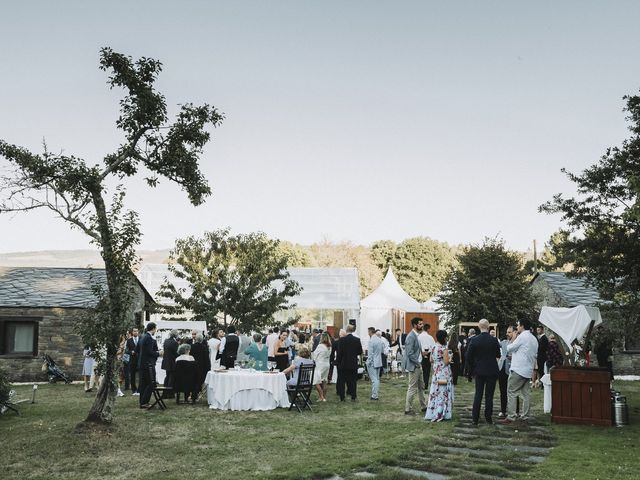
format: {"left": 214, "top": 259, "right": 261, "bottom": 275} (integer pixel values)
{"left": 550, "top": 366, "right": 611, "bottom": 426}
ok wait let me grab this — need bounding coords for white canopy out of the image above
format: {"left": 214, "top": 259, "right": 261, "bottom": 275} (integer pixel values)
{"left": 361, "top": 268, "right": 422, "bottom": 311}
{"left": 422, "top": 295, "right": 443, "bottom": 313}
{"left": 147, "top": 319, "right": 208, "bottom": 334}
{"left": 358, "top": 268, "right": 423, "bottom": 339}
{"left": 538, "top": 305, "right": 602, "bottom": 347}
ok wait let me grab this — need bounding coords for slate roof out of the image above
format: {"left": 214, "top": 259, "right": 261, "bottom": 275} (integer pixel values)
{"left": 0, "top": 267, "right": 151, "bottom": 308}
{"left": 533, "top": 271, "right": 603, "bottom": 306}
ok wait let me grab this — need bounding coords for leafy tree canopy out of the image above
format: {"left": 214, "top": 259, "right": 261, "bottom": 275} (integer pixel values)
{"left": 371, "top": 237, "right": 457, "bottom": 302}
{"left": 541, "top": 92, "right": 640, "bottom": 345}
{"left": 277, "top": 241, "right": 313, "bottom": 267}
{"left": 159, "top": 229, "right": 301, "bottom": 333}
{"left": 437, "top": 237, "right": 537, "bottom": 332}
{"left": 524, "top": 230, "right": 576, "bottom": 274}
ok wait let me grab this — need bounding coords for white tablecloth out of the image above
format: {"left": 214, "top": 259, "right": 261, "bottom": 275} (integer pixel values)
{"left": 541, "top": 373, "right": 552, "bottom": 413}
{"left": 205, "top": 370, "right": 289, "bottom": 411}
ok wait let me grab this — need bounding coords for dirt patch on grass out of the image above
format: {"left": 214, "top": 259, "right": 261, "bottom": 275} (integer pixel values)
{"left": 73, "top": 419, "right": 118, "bottom": 436}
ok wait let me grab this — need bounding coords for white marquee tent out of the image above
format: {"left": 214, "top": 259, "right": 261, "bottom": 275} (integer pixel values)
{"left": 138, "top": 264, "right": 361, "bottom": 327}
{"left": 358, "top": 268, "right": 424, "bottom": 339}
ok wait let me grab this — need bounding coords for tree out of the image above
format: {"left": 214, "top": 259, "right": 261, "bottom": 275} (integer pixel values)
{"left": 158, "top": 229, "right": 301, "bottom": 333}
{"left": 276, "top": 241, "right": 313, "bottom": 267}
{"left": 541, "top": 92, "right": 640, "bottom": 346}
{"left": 524, "top": 230, "right": 575, "bottom": 273}
{"left": 307, "top": 239, "right": 382, "bottom": 296}
{"left": 437, "top": 237, "right": 537, "bottom": 332}
{"left": 0, "top": 48, "right": 223, "bottom": 424}
{"left": 0, "top": 367, "right": 11, "bottom": 413}
{"left": 370, "top": 240, "right": 397, "bottom": 273}
{"left": 392, "top": 237, "right": 458, "bottom": 302}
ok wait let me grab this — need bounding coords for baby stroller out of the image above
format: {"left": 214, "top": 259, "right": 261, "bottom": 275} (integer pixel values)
{"left": 42, "top": 354, "right": 72, "bottom": 384}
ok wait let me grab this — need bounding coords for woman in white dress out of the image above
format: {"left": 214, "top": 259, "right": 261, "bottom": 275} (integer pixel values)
{"left": 312, "top": 333, "right": 332, "bottom": 402}
{"left": 207, "top": 328, "right": 224, "bottom": 370}
{"left": 82, "top": 347, "right": 95, "bottom": 392}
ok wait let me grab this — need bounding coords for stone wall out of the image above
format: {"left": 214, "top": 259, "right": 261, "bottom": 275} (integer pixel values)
{"left": 612, "top": 351, "right": 640, "bottom": 376}
{"left": 0, "top": 306, "right": 87, "bottom": 382}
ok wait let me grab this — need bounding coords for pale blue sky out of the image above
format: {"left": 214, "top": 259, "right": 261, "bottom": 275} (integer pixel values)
{"left": 1, "top": 1, "right": 640, "bottom": 253}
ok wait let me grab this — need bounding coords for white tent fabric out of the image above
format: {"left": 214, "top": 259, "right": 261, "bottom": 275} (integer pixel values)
{"left": 148, "top": 319, "right": 208, "bottom": 334}
{"left": 421, "top": 295, "right": 443, "bottom": 313}
{"left": 538, "top": 305, "right": 602, "bottom": 347}
{"left": 361, "top": 268, "right": 422, "bottom": 311}
{"left": 359, "top": 268, "right": 423, "bottom": 338}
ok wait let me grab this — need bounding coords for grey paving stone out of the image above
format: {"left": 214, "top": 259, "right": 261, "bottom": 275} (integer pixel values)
{"left": 443, "top": 446, "right": 500, "bottom": 458}
{"left": 508, "top": 445, "right": 552, "bottom": 455}
{"left": 392, "top": 466, "right": 448, "bottom": 480}
{"left": 353, "top": 473, "right": 376, "bottom": 478}
{"left": 525, "top": 456, "right": 547, "bottom": 464}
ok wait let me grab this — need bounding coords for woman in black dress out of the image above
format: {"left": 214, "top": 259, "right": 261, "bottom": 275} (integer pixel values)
{"left": 447, "top": 332, "right": 460, "bottom": 385}
{"left": 274, "top": 331, "right": 290, "bottom": 372}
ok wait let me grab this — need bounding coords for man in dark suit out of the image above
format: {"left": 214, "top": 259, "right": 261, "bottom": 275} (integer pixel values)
{"left": 536, "top": 326, "right": 549, "bottom": 381}
{"left": 219, "top": 325, "right": 240, "bottom": 369}
{"left": 465, "top": 319, "right": 501, "bottom": 425}
{"left": 138, "top": 322, "right": 160, "bottom": 408}
{"left": 498, "top": 325, "right": 515, "bottom": 417}
{"left": 335, "top": 325, "right": 363, "bottom": 401}
{"left": 161, "top": 329, "right": 179, "bottom": 398}
{"left": 391, "top": 328, "right": 404, "bottom": 355}
{"left": 125, "top": 327, "right": 140, "bottom": 394}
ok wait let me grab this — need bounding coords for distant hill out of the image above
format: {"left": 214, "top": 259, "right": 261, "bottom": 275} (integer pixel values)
{"left": 0, "top": 249, "right": 171, "bottom": 269}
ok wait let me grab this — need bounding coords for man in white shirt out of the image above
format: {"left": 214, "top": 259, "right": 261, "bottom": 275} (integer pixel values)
{"left": 266, "top": 327, "right": 279, "bottom": 362}
{"left": 376, "top": 330, "right": 391, "bottom": 375}
{"left": 499, "top": 318, "right": 539, "bottom": 423}
{"left": 418, "top": 323, "right": 436, "bottom": 389}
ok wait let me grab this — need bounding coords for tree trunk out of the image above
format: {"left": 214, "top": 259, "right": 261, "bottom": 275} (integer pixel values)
{"left": 82, "top": 188, "right": 123, "bottom": 424}
{"left": 84, "top": 351, "right": 117, "bottom": 423}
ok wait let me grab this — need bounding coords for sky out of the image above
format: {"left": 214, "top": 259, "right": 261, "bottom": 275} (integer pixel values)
{"left": 1, "top": 1, "right": 640, "bottom": 254}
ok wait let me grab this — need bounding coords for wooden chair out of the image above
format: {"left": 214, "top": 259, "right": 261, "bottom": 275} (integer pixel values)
{"left": 287, "top": 362, "right": 315, "bottom": 412}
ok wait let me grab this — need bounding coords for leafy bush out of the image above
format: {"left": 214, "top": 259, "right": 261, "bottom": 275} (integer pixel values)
{"left": 0, "top": 367, "right": 11, "bottom": 409}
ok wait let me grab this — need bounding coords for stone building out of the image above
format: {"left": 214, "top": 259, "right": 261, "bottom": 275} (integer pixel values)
{"left": 531, "top": 271, "right": 640, "bottom": 376}
{"left": 0, "top": 267, "right": 153, "bottom": 382}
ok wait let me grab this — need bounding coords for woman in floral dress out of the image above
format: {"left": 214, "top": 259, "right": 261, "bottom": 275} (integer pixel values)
{"left": 424, "top": 329, "right": 454, "bottom": 422}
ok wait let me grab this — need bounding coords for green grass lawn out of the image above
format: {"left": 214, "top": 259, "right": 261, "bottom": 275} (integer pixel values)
{"left": 1, "top": 377, "right": 638, "bottom": 480}
{"left": 0, "top": 375, "right": 453, "bottom": 480}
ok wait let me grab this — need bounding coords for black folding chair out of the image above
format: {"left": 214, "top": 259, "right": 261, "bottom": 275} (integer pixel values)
{"left": 174, "top": 360, "right": 198, "bottom": 404}
{"left": 287, "top": 362, "right": 315, "bottom": 412}
{"left": 150, "top": 385, "right": 172, "bottom": 410}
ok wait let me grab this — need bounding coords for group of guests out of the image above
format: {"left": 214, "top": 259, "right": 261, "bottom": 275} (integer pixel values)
{"left": 388, "top": 316, "right": 561, "bottom": 426}
{"left": 83, "top": 317, "right": 561, "bottom": 419}
{"left": 158, "top": 325, "right": 340, "bottom": 406}
{"left": 465, "top": 318, "right": 557, "bottom": 426}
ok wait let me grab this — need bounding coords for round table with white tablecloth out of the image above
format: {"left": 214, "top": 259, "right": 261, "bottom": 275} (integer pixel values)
{"left": 205, "top": 369, "right": 289, "bottom": 411}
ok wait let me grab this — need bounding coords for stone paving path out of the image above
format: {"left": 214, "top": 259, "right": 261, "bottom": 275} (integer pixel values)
{"left": 339, "top": 384, "right": 556, "bottom": 480}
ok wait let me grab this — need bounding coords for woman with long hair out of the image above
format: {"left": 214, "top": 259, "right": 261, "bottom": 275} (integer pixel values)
{"left": 424, "top": 329, "right": 454, "bottom": 422}
{"left": 274, "top": 330, "right": 290, "bottom": 372}
{"left": 312, "top": 332, "right": 332, "bottom": 401}
{"left": 245, "top": 333, "right": 268, "bottom": 371}
{"left": 447, "top": 332, "right": 460, "bottom": 386}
